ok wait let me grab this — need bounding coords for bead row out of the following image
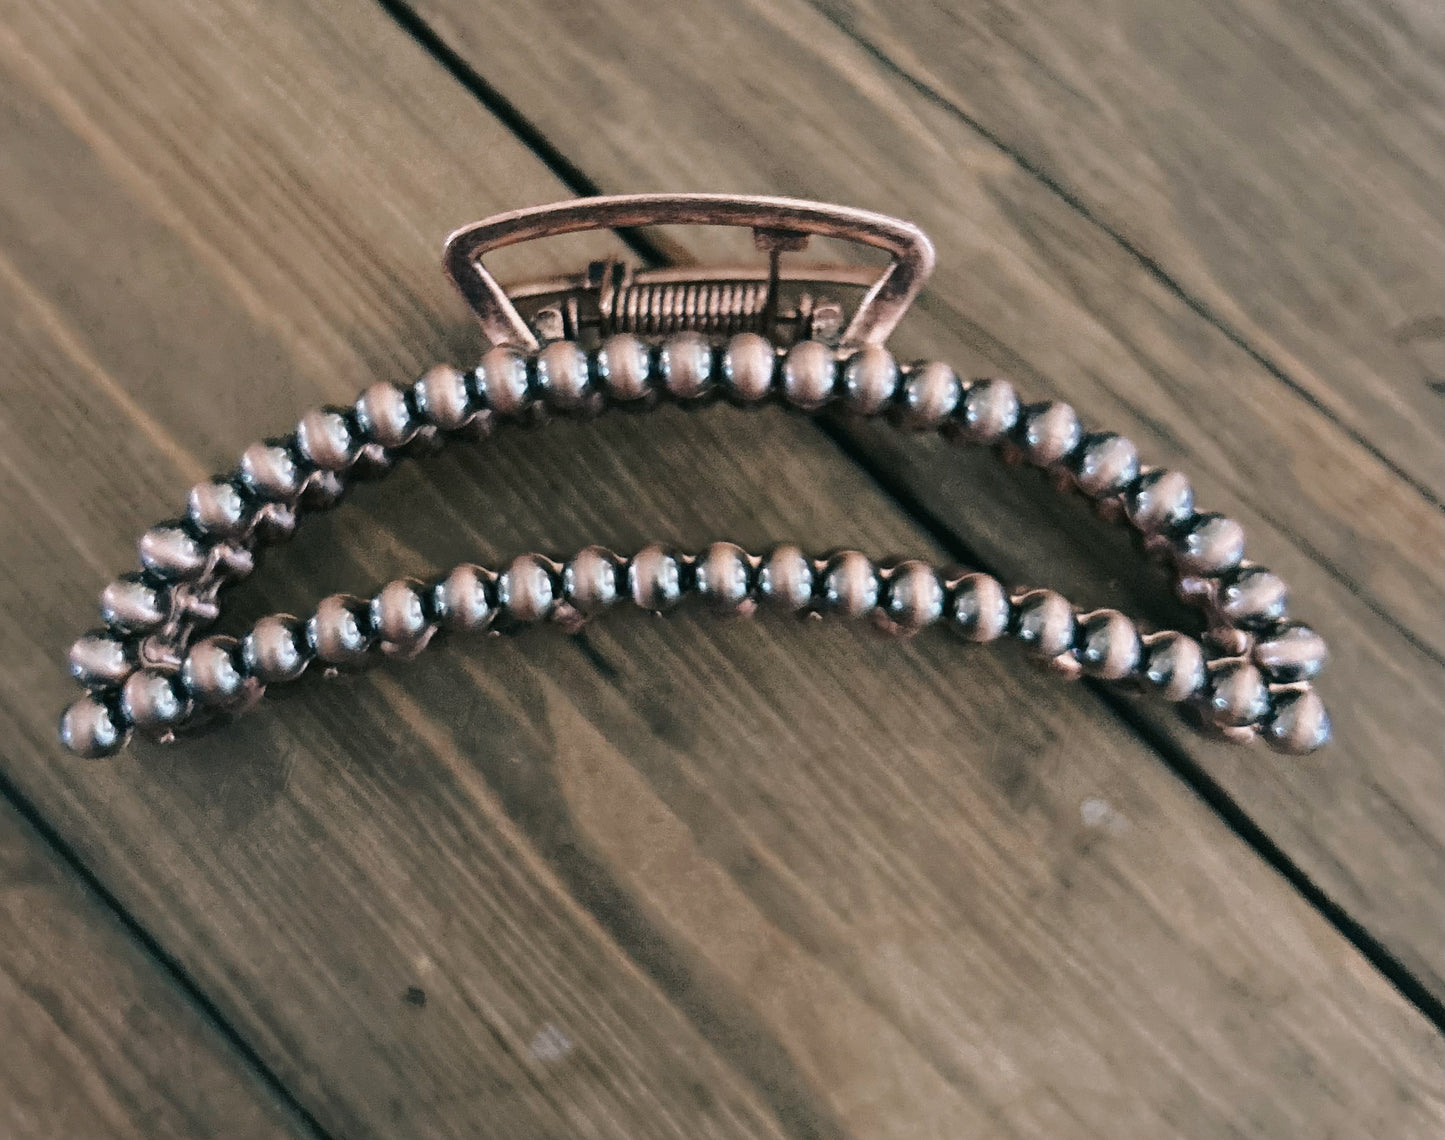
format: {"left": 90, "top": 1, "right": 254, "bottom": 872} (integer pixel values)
{"left": 58, "top": 543, "right": 1330, "bottom": 759}
{"left": 61, "top": 331, "right": 1330, "bottom": 756}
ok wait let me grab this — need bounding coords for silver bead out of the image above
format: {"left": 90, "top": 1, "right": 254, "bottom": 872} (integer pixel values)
{"left": 595, "top": 333, "right": 653, "bottom": 402}
{"left": 1071, "top": 433, "right": 1140, "bottom": 498}
{"left": 821, "top": 551, "right": 880, "bottom": 618}
{"left": 138, "top": 523, "right": 207, "bottom": 580}
{"left": 841, "top": 345, "right": 899, "bottom": 416}
{"left": 412, "top": 364, "right": 478, "bottom": 432}
{"left": 308, "top": 594, "right": 373, "bottom": 666}
{"left": 1012, "top": 589, "right": 1076, "bottom": 658}
{"left": 896, "top": 361, "right": 961, "bottom": 430}
{"left": 1218, "top": 566, "right": 1289, "bottom": 630}
{"left": 1265, "top": 689, "right": 1331, "bottom": 755}
{"left": 69, "top": 631, "right": 135, "bottom": 688}
{"left": 883, "top": 560, "right": 944, "bottom": 633}
{"left": 238, "top": 440, "right": 302, "bottom": 501}
{"left": 59, "top": 696, "right": 127, "bottom": 758}
{"left": 180, "top": 636, "right": 247, "bottom": 705}
{"left": 535, "top": 340, "right": 596, "bottom": 413}
{"left": 1253, "top": 624, "right": 1328, "bottom": 683}
{"left": 120, "top": 670, "right": 188, "bottom": 732}
{"left": 433, "top": 564, "right": 497, "bottom": 632}
{"left": 1141, "top": 632, "right": 1207, "bottom": 702}
{"left": 370, "top": 579, "right": 432, "bottom": 651}
{"left": 563, "top": 546, "right": 623, "bottom": 616}
{"left": 1016, "top": 402, "right": 1082, "bottom": 467}
{"left": 758, "top": 545, "right": 815, "bottom": 611}
{"left": 659, "top": 331, "right": 713, "bottom": 399}
{"left": 475, "top": 345, "right": 533, "bottom": 417}
{"left": 498, "top": 554, "right": 558, "bottom": 623}
{"left": 954, "top": 378, "right": 1019, "bottom": 444}
{"left": 100, "top": 575, "right": 166, "bottom": 633}
{"left": 1175, "top": 513, "right": 1246, "bottom": 577}
{"left": 354, "top": 382, "right": 419, "bottom": 449}
{"left": 1076, "top": 610, "right": 1142, "bottom": 680}
{"left": 1207, "top": 660, "right": 1271, "bottom": 727}
{"left": 781, "top": 340, "right": 836, "bottom": 411}
{"left": 187, "top": 479, "right": 250, "bottom": 538}
{"left": 947, "top": 573, "right": 1010, "bottom": 642}
{"left": 1125, "top": 469, "right": 1194, "bottom": 534}
{"left": 294, "top": 408, "right": 359, "bottom": 471}
{"left": 241, "top": 615, "right": 309, "bottom": 683}
{"left": 721, "top": 332, "right": 776, "bottom": 404}
{"left": 628, "top": 544, "right": 684, "bottom": 611}
{"left": 694, "top": 542, "right": 754, "bottom": 614}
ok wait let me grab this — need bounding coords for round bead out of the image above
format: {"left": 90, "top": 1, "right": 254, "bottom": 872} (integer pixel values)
{"left": 1141, "top": 632, "right": 1208, "bottom": 702}
{"left": 412, "top": 364, "right": 477, "bottom": 432}
{"left": 840, "top": 346, "right": 899, "bottom": 416}
{"left": 954, "top": 378, "right": 1019, "bottom": 444}
{"left": 433, "top": 564, "right": 497, "bottom": 632}
{"left": 693, "top": 542, "right": 754, "bottom": 614}
{"left": 370, "top": 579, "right": 431, "bottom": 649}
{"left": 69, "top": 631, "right": 135, "bottom": 688}
{"left": 294, "top": 408, "right": 359, "bottom": 471}
{"left": 1265, "top": 689, "right": 1331, "bottom": 755}
{"left": 535, "top": 340, "right": 595, "bottom": 412}
{"left": 896, "top": 361, "right": 962, "bottom": 430}
{"left": 883, "top": 561, "right": 944, "bottom": 632}
{"left": 120, "top": 670, "right": 188, "bottom": 732}
{"left": 659, "top": 331, "right": 713, "bottom": 399}
{"left": 563, "top": 546, "right": 623, "bottom": 616}
{"left": 238, "top": 440, "right": 302, "bottom": 501}
{"left": 1012, "top": 589, "right": 1076, "bottom": 658}
{"left": 498, "top": 554, "right": 558, "bottom": 623}
{"left": 781, "top": 340, "right": 836, "bottom": 411}
{"left": 180, "top": 636, "right": 247, "bottom": 705}
{"left": 100, "top": 575, "right": 166, "bottom": 633}
{"left": 308, "top": 594, "right": 373, "bottom": 666}
{"left": 1207, "top": 661, "right": 1272, "bottom": 727}
{"left": 947, "top": 573, "right": 1011, "bottom": 642}
{"left": 1253, "top": 624, "right": 1328, "bottom": 683}
{"left": 821, "top": 551, "right": 880, "bottom": 619}
{"left": 354, "top": 382, "right": 419, "bottom": 449}
{"left": 138, "top": 523, "right": 207, "bottom": 580}
{"left": 1016, "top": 402, "right": 1082, "bottom": 467}
{"left": 475, "top": 345, "right": 533, "bottom": 417}
{"left": 187, "top": 478, "right": 251, "bottom": 538}
{"left": 1175, "top": 513, "right": 1246, "bottom": 577}
{"left": 595, "top": 333, "right": 654, "bottom": 402}
{"left": 1218, "top": 566, "right": 1289, "bottom": 630}
{"left": 758, "top": 545, "right": 816, "bottom": 612}
{"left": 241, "top": 615, "right": 309, "bottom": 683}
{"left": 59, "top": 696, "right": 127, "bottom": 758}
{"left": 1076, "top": 610, "right": 1142, "bottom": 680}
{"left": 721, "top": 332, "right": 775, "bottom": 403}
{"left": 1125, "top": 469, "right": 1195, "bottom": 534}
{"left": 1071, "top": 433, "right": 1141, "bottom": 498}
{"left": 628, "top": 544, "right": 684, "bottom": 612}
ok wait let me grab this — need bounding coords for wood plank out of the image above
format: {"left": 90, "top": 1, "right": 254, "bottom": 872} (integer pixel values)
{"left": 0, "top": 796, "right": 304, "bottom": 1140}
{"left": 403, "top": 0, "right": 1445, "bottom": 998}
{"left": 0, "top": 2, "right": 1440, "bottom": 1139}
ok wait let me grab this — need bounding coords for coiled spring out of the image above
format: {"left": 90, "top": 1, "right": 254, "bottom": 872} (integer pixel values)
{"left": 600, "top": 279, "right": 770, "bottom": 335}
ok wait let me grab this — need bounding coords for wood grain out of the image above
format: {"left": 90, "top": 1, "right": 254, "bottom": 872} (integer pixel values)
{"left": 0, "top": 796, "right": 303, "bottom": 1140}
{"left": 0, "top": 1, "right": 1439, "bottom": 1138}
{"left": 403, "top": 0, "right": 1445, "bottom": 998}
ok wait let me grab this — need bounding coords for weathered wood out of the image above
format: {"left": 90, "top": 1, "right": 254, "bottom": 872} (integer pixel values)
{"left": 405, "top": 0, "right": 1445, "bottom": 997}
{"left": 0, "top": 2, "right": 1439, "bottom": 1139}
{"left": 0, "top": 797, "right": 303, "bottom": 1140}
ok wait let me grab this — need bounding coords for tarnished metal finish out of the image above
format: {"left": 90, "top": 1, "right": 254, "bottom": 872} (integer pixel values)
{"left": 433, "top": 564, "right": 498, "bottom": 632}
{"left": 694, "top": 542, "right": 755, "bottom": 615}
{"left": 1016, "top": 402, "right": 1083, "bottom": 468}
{"left": 1218, "top": 566, "right": 1289, "bottom": 630}
{"left": 1011, "top": 589, "right": 1076, "bottom": 659}
{"left": 955, "top": 379, "right": 1019, "bottom": 444}
{"left": 308, "top": 594, "right": 373, "bottom": 667}
{"left": 294, "top": 408, "right": 359, "bottom": 471}
{"left": 180, "top": 636, "right": 248, "bottom": 705}
{"left": 758, "top": 545, "right": 816, "bottom": 612}
{"left": 59, "top": 695, "right": 127, "bottom": 759}
{"left": 1175, "top": 513, "right": 1247, "bottom": 577}
{"left": 821, "top": 551, "right": 880, "bottom": 619}
{"left": 595, "top": 333, "right": 654, "bottom": 402}
{"left": 475, "top": 345, "right": 533, "bottom": 417}
{"left": 1071, "top": 433, "right": 1140, "bottom": 498}
{"left": 242, "top": 615, "right": 309, "bottom": 683}
{"left": 412, "top": 364, "right": 478, "bottom": 433}
{"left": 238, "top": 440, "right": 302, "bottom": 501}
{"left": 658, "top": 331, "right": 714, "bottom": 400}
{"left": 1126, "top": 469, "right": 1195, "bottom": 534}
{"left": 120, "top": 670, "right": 188, "bottom": 733}
{"left": 563, "top": 546, "right": 623, "bottom": 618}
{"left": 371, "top": 579, "right": 433, "bottom": 655}
{"left": 187, "top": 478, "right": 251, "bottom": 538}
{"left": 69, "top": 631, "right": 135, "bottom": 689}
{"left": 1253, "top": 624, "right": 1328, "bottom": 682}
{"left": 1207, "top": 660, "right": 1272, "bottom": 728}
{"left": 721, "top": 332, "right": 777, "bottom": 404}
{"left": 897, "top": 361, "right": 961, "bottom": 430}
{"left": 139, "top": 524, "right": 207, "bottom": 580}
{"left": 781, "top": 340, "right": 837, "bottom": 411}
{"left": 947, "top": 573, "right": 1011, "bottom": 642}
{"left": 354, "top": 382, "right": 419, "bottom": 450}
{"left": 100, "top": 575, "right": 167, "bottom": 634}
{"left": 1141, "top": 632, "right": 1208, "bottom": 703}
{"left": 628, "top": 544, "right": 684, "bottom": 612}
{"left": 1077, "top": 610, "right": 1142, "bottom": 680}
{"left": 499, "top": 554, "right": 558, "bottom": 623}
{"left": 535, "top": 339, "right": 597, "bottom": 413}
{"left": 1265, "top": 689, "right": 1332, "bottom": 755}
{"left": 881, "top": 560, "right": 944, "bottom": 634}
{"left": 840, "top": 345, "right": 899, "bottom": 416}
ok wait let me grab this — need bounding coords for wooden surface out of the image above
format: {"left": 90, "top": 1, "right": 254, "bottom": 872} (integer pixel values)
{"left": 0, "top": 2, "right": 1439, "bottom": 1139}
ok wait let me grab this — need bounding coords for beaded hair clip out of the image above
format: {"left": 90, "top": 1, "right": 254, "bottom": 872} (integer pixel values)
{"left": 59, "top": 195, "right": 1330, "bottom": 758}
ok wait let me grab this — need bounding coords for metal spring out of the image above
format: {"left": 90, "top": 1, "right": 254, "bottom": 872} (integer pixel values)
{"left": 600, "top": 280, "right": 770, "bottom": 335}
